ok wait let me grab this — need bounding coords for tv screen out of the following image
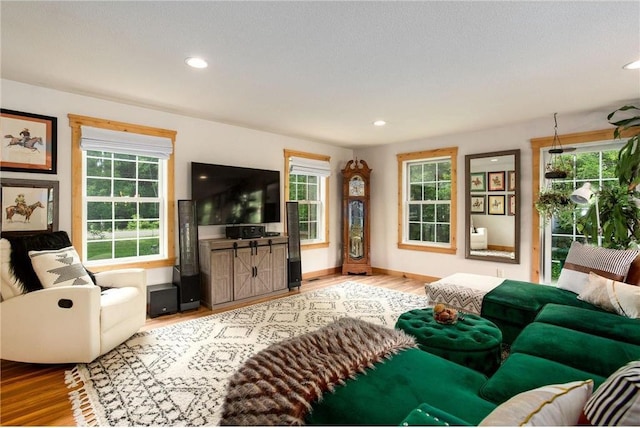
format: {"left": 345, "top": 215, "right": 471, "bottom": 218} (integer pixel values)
{"left": 191, "top": 162, "right": 281, "bottom": 225}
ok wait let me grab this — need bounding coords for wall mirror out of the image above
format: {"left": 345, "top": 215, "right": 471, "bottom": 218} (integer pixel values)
{"left": 465, "top": 149, "right": 520, "bottom": 264}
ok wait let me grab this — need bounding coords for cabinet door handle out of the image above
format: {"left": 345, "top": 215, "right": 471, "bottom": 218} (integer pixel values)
{"left": 268, "top": 239, "right": 272, "bottom": 253}
{"left": 233, "top": 242, "right": 238, "bottom": 257}
{"left": 252, "top": 266, "right": 257, "bottom": 277}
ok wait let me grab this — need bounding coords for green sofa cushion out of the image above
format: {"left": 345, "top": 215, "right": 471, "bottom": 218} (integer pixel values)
{"left": 511, "top": 323, "right": 640, "bottom": 377}
{"left": 480, "top": 352, "right": 606, "bottom": 404}
{"left": 534, "top": 303, "right": 640, "bottom": 345}
{"left": 306, "top": 348, "right": 497, "bottom": 425}
{"left": 400, "top": 403, "right": 472, "bottom": 426}
{"left": 481, "top": 280, "right": 602, "bottom": 343}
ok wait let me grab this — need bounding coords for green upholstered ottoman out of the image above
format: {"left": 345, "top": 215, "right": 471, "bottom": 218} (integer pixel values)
{"left": 395, "top": 308, "right": 502, "bottom": 376}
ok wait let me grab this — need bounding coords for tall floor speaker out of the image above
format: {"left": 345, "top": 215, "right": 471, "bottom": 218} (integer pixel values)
{"left": 174, "top": 200, "right": 200, "bottom": 311}
{"left": 286, "top": 201, "right": 302, "bottom": 289}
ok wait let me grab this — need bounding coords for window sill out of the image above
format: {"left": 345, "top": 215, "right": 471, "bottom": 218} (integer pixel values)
{"left": 397, "top": 242, "right": 456, "bottom": 255}
{"left": 301, "top": 241, "right": 330, "bottom": 250}
{"left": 85, "top": 257, "right": 176, "bottom": 272}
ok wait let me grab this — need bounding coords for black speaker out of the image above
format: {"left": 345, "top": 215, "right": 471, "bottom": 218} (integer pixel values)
{"left": 175, "top": 200, "right": 200, "bottom": 311}
{"left": 286, "top": 201, "right": 302, "bottom": 289}
{"left": 226, "top": 225, "right": 265, "bottom": 239}
{"left": 147, "top": 283, "right": 178, "bottom": 318}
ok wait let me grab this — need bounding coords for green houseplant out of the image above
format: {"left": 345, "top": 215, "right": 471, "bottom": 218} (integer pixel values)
{"left": 576, "top": 105, "right": 640, "bottom": 249}
{"left": 535, "top": 188, "right": 573, "bottom": 223}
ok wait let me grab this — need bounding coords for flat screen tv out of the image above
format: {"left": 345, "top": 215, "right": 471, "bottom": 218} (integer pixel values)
{"left": 191, "top": 162, "right": 281, "bottom": 225}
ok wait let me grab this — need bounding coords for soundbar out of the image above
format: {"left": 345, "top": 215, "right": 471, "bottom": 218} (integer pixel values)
{"left": 226, "top": 225, "right": 265, "bottom": 239}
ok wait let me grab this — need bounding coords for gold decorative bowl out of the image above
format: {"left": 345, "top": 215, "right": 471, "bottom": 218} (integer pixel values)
{"left": 433, "top": 304, "right": 459, "bottom": 325}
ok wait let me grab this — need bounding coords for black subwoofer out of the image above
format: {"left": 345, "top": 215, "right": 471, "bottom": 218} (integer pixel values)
{"left": 286, "top": 201, "right": 302, "bottom": 289}
{"left": 175, "top": 200, "right": 200, "bottom": 311}
{"left": 147, "top": 283, "right": 178, "bottom": 318}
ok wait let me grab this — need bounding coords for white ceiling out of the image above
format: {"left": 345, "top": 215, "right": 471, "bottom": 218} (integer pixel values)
{"left": 1, "top": 1, "right": 639, "bottom": 148}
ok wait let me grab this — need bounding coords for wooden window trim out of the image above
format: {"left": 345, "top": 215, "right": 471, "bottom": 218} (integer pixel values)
{"left": 529, "top": 128, "right": 619, "bottom": 282}
{"left": 397, "top": 147, "right": 458, "bottom": 254}
{"left": 68, "top": 114, "right": 176, "bottom": 271}
{"left": 284, "top": 149, "right": 330, "bottom": 249}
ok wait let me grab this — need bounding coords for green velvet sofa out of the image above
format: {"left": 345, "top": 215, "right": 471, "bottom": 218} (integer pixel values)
{"left": 306, "top": 302, "right": 640, "bottom": 425}
{"left": 307, "top": 244, "right": 640, "bottom": 425}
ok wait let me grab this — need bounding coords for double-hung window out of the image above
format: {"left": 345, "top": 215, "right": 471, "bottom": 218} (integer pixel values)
{"left": 397, "top": 147, "right": 458, "bottom": 254}
{"left": 284, "top": 150, "right": 330, "bottom": 248}
{"left": 539, "top": 141, "right": 623, "bottom": 283}
{"left": 69, "top": 115, "right": 176, "bottom": 270}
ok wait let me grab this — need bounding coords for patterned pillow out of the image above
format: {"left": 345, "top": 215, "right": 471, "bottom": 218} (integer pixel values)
{"left": 557, "top": 242, "right": 639, "bottom": 295}
{"left": 6, "top": 231, "right": 74, "bottom": 292}
{"left": 479, "top": 380, "right": 593, "bottom": 426}
{"left": 579, "top": 272, "right": 640, "bottom": 318}
{"left": 583, "top": 361, "right": 640, "bottom": 425}
{"left": 28, "top": 246, "right": 93, "bottom": 288}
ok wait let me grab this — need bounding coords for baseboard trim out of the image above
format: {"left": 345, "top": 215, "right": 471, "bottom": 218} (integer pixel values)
{"left": 302, "top": 266, "right": 341, "bottom": 280}
{"left": 372, "top": 267, "right": 440, "bottom": 283}
{"left": 302, "top": 265, "right": 440, "bottom": 284}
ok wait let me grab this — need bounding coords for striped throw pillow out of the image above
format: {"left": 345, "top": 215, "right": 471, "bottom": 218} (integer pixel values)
{"left": 583, "top": 360, "right": 640, "bottom": 426}
{"left": 557, "top": 242, "right": 639, "bottom": 295}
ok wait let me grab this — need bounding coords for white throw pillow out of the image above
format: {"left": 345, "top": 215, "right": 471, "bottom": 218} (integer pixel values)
{"left": 28, "top": 246, "right": 93, "bottom": 288}
{"left": 578, "top": 272, "right": 617, "bottom": 313}
{"left": 579, "top": 272, "right": 640, "bottom": 318}
{"left": 479, "top": 380, "right": 593, "bottom": 426}
{"left": 557, "top": 242, "right": 639, "bottom": 295}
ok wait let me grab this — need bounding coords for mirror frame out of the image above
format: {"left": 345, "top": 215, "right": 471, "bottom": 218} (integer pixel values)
{"left": 465, "top": 149, "right": 520, "bottom": 264}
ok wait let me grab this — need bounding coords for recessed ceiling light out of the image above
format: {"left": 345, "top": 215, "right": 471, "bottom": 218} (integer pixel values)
{"left": 185, "top": 57, "right": 208, "bottom": 69}
{"left": 490, "top": 158, "right": 499, "bottom": 162}
{"left": 623, "top": 59, "right": 640, "bottom": 70}
{"left": 373, "top": 120, "right": 387, "bottom": 127}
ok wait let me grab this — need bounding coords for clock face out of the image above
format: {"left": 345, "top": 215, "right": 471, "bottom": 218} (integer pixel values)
{"left": 349, "top": 175, "right": 365, "bottom": 196}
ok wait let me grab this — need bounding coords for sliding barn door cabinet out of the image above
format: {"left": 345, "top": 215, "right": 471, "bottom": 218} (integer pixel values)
{"left": 199, "top": 236, "right": 288, "bottom": 308}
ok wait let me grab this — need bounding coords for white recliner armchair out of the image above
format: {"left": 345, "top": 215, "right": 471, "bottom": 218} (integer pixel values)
{"left": 0, "top": 238, "right": 146, "bottom": 364}
{"left": 470, "top": 227, "right": 488, "bottom": 250}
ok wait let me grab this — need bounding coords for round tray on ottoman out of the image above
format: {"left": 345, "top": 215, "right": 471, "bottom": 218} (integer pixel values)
{"left": 395, "top": 308, "right": 502, "bottom": 376}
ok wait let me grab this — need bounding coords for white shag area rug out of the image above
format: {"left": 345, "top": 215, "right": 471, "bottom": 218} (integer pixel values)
{"left": 65, "top": 281, "right": 430, "bottom": 426}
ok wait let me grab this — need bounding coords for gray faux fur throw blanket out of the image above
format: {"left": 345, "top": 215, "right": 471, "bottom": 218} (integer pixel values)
{"left": 220, "top": 317, "right": 417, "bottom": 426}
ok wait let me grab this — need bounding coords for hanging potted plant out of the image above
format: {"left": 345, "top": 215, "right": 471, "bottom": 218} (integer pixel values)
{"left": 535, "top": 188, "right": 573, "bottom": 223}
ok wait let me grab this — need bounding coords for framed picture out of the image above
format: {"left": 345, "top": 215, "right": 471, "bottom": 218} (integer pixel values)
{"left": 508, "top": 194, "right": 516, "bottom": 216}
{"left": 1, "top": 109, "right": 57, "bottom": 174}
{"left": 470, "top": 172, "right": 486, "bottom": 192}
{"left": 508, "top": 170, "right": 516, "bottom": 191}
{"left": 470, "top": 195, "right": 486, "bottom": 214}
{"left": 1, "top": 178, "right": 59, "bottom": 237}
{"left": 488, "top": 195, "right": 505, "bottom": 215}
{"left": 488, "top": 171, "right": 506, "bottom": 191}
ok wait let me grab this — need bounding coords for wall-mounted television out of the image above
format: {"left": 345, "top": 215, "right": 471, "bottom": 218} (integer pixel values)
{"left": 191, "top": 162, "right": 281, "bottom": 226}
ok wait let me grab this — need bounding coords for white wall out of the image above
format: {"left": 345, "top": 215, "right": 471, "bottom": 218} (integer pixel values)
{"left": 1, "top": 80, "right": 353, "bottom": 284}
{"left": 4, "top": 79, "right": 635, "bottom": 284}
{"left": 353, "top": 106, "right": 626, "bottom": 281}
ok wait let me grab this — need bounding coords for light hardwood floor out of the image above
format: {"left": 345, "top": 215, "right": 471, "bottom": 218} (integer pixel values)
{"left": 0, "top": 274, "right": 426, "bottom": 426}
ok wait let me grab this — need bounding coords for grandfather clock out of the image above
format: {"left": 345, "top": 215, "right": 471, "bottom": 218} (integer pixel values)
{"left": 342, "top": 159, "right": 372, "bottom": 275}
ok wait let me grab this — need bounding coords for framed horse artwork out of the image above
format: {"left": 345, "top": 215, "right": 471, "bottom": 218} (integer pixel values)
{"left": 1, "top": 179, "right": 59, "bottom": 237}
{"left": 1, "top": 109, "right": 57, "bottom": 174}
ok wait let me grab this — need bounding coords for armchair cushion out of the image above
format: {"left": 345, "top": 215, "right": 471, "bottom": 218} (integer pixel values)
{"left": 29, "top": 246, "right": 93, "bottom": 288}
{"left": 100, "top": 286, "right": 142, "bottom": 332}
{"left": 470, "top": 227, "right": 488, "bottom": 250}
